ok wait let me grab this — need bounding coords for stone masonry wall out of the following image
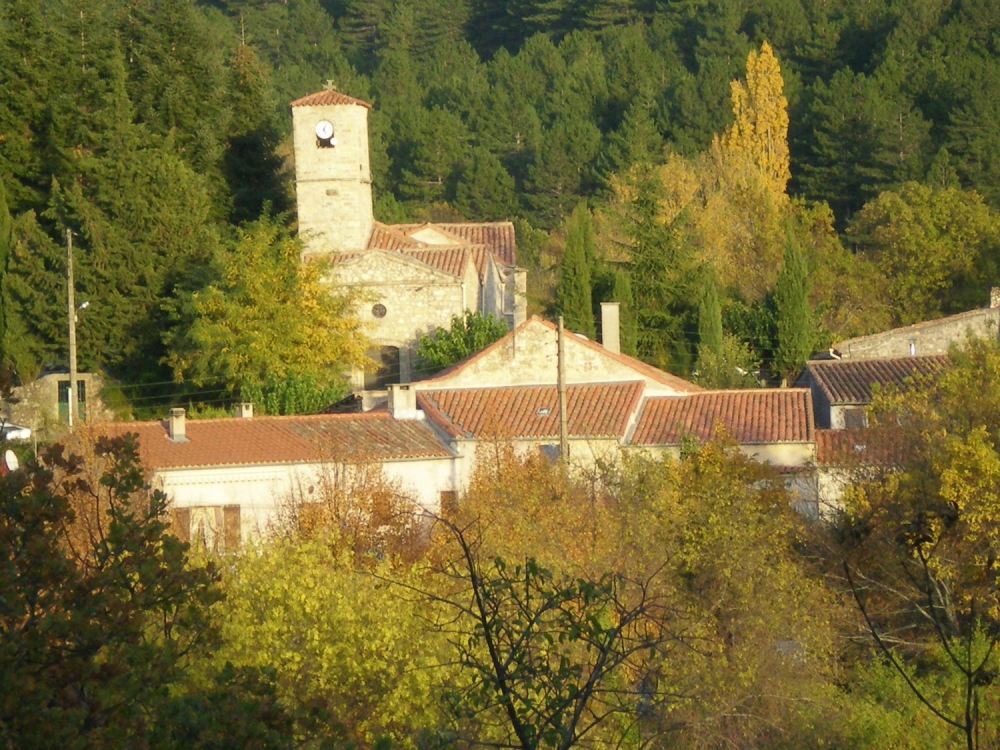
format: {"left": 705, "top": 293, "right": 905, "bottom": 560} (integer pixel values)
{"left": 334, "top": 253, "right": 468, "bottom": 348}
{"left": 834, "top": 308, "right": 1000, "bottom": 360}
{"left": 292, "top": 103, "right": 373, "bottom": 255}
{"left": 416, "top": 319, "right": 692, "bottom": 394}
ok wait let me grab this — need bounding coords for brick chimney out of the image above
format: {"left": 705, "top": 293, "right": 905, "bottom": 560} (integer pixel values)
{"left": 388, "top": 383, "right": 417, "bottom": 419}
{"left": 168, "top": 408, "right": 188, "bottom": 442}
{"left": 601, "top": 302, "right": 621, "bottom": 355}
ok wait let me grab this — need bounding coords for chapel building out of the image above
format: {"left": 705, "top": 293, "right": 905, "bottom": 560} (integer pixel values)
{"left": 290, "top": 88, "right": 526, "bottom": 387}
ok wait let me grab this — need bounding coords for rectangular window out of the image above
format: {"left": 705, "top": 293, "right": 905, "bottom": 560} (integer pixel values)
{"left": 57, "top": 379, "right": 87, "bottom": 423}
{"left": 171, "top": 507, "right": 191, "bottom": 543}
{"left": 844, "top": 407, "right": 867, "bottom": 429}
{"left": 223, "top": 505, "right": 241, "bottom": 550}
{"left": 439, "top": 490, "right": 458, "bottom": 517}
{"left": 182, "top": 505, "right": 242, "bottom": 552}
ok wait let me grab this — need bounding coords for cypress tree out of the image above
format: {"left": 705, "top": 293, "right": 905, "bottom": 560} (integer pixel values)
{"left": 611, "top": 270, "right": 638, "bottom": 357}
{"left": 697, "top": 277, "right": 723, "bottom": 360}
{"left": 556, "top": 202, "right": 596, "bottom": 338}
{"left": 773, "top": 223, "right": 815, "bottom": 380}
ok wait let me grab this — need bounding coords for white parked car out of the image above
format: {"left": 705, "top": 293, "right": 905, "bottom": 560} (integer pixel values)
{"left": 1, "top": 423, "right": 31, "bottom": 441}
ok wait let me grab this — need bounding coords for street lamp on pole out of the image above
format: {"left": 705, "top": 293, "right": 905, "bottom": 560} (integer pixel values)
{"left": 65, "top": 233, "right": 88, "bottom": 427}
{"left": 66, "top": 229, "right": 76, "bottom": 428}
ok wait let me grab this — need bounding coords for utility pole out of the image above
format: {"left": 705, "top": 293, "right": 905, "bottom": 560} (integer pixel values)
{"left": 558, "top": 315, "right": 568, "bottom": 460}
{"left": 66, "top": 229, "right": 77, "bottom": 428}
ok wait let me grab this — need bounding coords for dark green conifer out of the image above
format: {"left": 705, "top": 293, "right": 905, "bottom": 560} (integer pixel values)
{"left": 773, "top": 223, "right": 815, "bottom": 379}
{"left": 611, "top": 270, "right": 638, "bottom": 356}
{"left": 697, "top": 277, "right": 724, "bottom": 360}
{"left": 556, "top": 202, "right": 596, "bottom": 338}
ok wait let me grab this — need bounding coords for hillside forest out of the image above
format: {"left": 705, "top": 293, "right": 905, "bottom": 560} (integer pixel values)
{"left": 7, "top": 3, "right": 1000, "bottom": 749}
{"left": 2, "top": 0, "right": 1000, "bottom": 408}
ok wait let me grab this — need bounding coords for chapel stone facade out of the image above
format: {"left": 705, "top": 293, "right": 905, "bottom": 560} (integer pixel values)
{"left": 290, "top": 87, "right": 526, "bottom": 385}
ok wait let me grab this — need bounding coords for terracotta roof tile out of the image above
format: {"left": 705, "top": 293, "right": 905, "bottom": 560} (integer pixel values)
{"left": 417, "top": 382, "right": 644, "bottom": 439}
{"left": 367, "top": 222, "right": 422, "bottom": 251}
{"left": 103, "top": 412, "right": 450, "bottom": 471}
{"left": 799, "top": 355, "right": 949, "bottom": 405}
{"left": 290, "top": 90, "right": 372, "bottom": 108}
{"left": 632, "top": 389, "right": 815, "bottom": 445}
{"left": 816, "top": 428, "right": 907, "bottom": 467}
{"left": 379, "top": 222, "right": 517, "bottom": 266}
{"left": 404, "top": 246, "right": 490, "bottom": 278}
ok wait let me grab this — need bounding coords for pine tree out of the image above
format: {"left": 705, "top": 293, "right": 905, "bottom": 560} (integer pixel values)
{"left": 224, "top": 42, "right": 289, "bottom": 224}
{"left": 556, "top": 202, "right": 596, "bottom": 338}
{"left": 773, "top": 223, "right": 815, "bottom": 380}
{"left": 454, "top": 147, "right": 518, "bottom": 220}
{"left": 597, "top": 101, "right": 663, "bottom": 187}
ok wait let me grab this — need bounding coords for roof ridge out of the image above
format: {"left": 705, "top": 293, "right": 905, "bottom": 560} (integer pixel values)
{"left": 834, "top": 308, "right": 997, "bottom": 347}
{"left": 98, "top": 410, "right": 393, "bottom": 429}
{"left": 809, "top": 353, "right": 951, "bottom": 367}
{"left": 290, "top": 90, "right": 372, "bottom": 108}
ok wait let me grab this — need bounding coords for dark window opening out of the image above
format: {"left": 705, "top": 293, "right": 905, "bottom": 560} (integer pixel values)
{"left": 364, "top": 346, "right": 400, "bottom": 390}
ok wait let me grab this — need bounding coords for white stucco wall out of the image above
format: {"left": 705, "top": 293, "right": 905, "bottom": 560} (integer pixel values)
{"left": 633, "top": 442, "right": 815, "bottom": 468}
{"left": 155, "top": 455, "right": 456, "bottom": 543}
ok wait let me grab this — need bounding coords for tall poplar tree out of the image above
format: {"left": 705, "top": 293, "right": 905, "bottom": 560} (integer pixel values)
{"left": 716, "top": 40, "right": 790, "bottom": 198}
{"left": 224, "top": 42, "right": 289, "bottom": 224}
{"left": 773, "top": 224, "right": 815, "bottom": 380}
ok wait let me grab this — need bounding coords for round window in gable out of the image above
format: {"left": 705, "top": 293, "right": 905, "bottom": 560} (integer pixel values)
{"left": 372, "top": 303, "right": 387, "bottom": 319}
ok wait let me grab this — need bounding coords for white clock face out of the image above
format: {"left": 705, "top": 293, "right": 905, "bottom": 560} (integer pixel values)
{"left": 315, "top": 120, "right": 334, "bottom": 141}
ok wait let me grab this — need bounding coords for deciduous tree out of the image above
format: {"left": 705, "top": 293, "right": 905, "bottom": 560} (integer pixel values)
{"left": 415, "top": 310, "right": 508, "bottom": 373}
{"left": 0, "top": 434, "right": 222, "bottom": 748}
{"left": 164, "top": 215, "right": 368, "bottom": 398}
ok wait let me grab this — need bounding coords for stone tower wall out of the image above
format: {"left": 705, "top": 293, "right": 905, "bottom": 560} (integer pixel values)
{"left": 292, "top": 103, "right": 373, "bottom": 255}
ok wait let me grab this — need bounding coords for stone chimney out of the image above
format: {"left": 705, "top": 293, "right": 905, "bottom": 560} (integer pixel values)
{"left": 600, "top": 302, "right": 621, "bottom": 355}
{"left": 168, "top": 408, "right": 188, "bottom": 442}
{"left": 991, "top": 286, "right": 1000, "bottom": 309}
{"left": 387, "top": 383, "right": 418, "bottom": 419}
{"left": 512, "top": 268, "right": 528, "bottom": 328}
{"left": 236, "top": 402, "right": 254, "bottom": 419}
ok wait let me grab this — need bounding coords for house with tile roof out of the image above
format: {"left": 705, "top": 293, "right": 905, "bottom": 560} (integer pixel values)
{"left": 290, "top": 86, "right": 526, "bottom": 386}
{"left": 415, "top": 314, "right": 703, "bottom": 395}
{"left": 104, "top": 401, "right": 456, "bottom": 548}
{"left": 795, "top": 355, "right": 949, "bottom": 429}
{"left": 628, "top": 388, "right": 820, "bottom": 515}
{"left": 831, "top": 288, "right": 1000, "bottom": 361}
{"left": 629, "top": 389, "right": 816, "bottom": 466}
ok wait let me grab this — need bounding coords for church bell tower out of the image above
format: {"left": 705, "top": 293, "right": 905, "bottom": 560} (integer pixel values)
{"left": 290, "top": 84, "right": 374, "bottom": 255}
